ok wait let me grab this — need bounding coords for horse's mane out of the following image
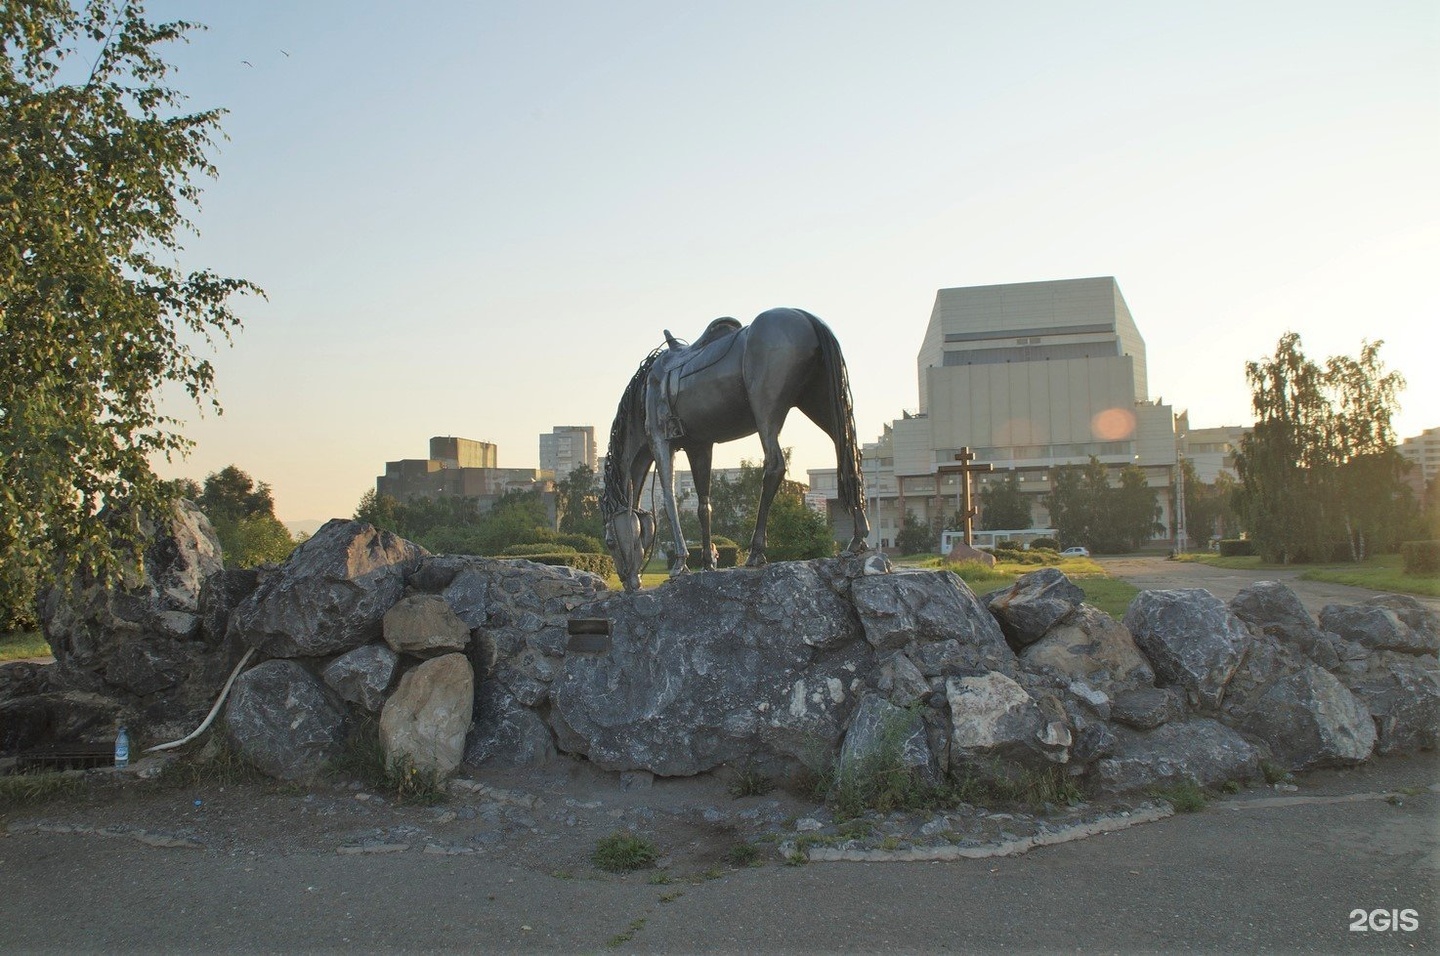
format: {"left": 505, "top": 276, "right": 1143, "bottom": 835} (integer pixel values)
{"left": 601, "top": 346, "right": 664, "bottom": 517}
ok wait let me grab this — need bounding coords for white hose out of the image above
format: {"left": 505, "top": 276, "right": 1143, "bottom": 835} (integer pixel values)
{"left": 144, "top": 646, "right": 257, "bottom": 753}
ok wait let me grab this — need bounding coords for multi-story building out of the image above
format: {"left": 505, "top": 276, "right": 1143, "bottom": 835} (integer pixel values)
{"left": 811, "top": 277, "right": 1199, "bottom": 550}
{"left": 540, "top": 425, "right": 597, "bottom": 479}
{"left": 377, "top": 436, "right": 552, "bottom": 517}
{"left": 1399, "top": 427, "right": 1440, "bottom": 488}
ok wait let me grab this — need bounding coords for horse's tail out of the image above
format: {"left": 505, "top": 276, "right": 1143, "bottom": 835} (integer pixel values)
{"left": 806, "top": 312, "right": 866, "bottom": 514}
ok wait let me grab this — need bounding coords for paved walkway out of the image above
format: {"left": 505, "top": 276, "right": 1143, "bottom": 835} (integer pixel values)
{"left": 1098, "top": 554, "right": 1440, "bottom": 617}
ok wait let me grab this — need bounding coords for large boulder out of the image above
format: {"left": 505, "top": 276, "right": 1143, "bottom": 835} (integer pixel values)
{"left": 229, "top": 520, "right": 425, "bottom": 658}
{"left": 39, "top": 499, "right": 235, "bottom": 736}
{"left": 1019, "top": 604, "right": 1155, "bottom": 691}
{"left": 1109, "top": 686, "right": 1186, "bottom": 731}
{"left": 1123, "top": 589, "right": 1250, "bottom": 711}
{"left": 838, "top": 693, "right": 939, "bottom": 786}
{"left": 379, "top": 653, "right": 475, "bottom": 777}
{"left": 1229, "top": 581, "right": 1339, "bottom": 668}
{"left": 224, "top": 660, "right": 347, "bottom": 780}
{"left": 1319, "top": 600, "right": 1440, "bottom": 656}
{"left": 1092, "top": 718, "right": 1263, "bottom": 793}
{"left": 986, "top": 567, "right": 1085, "bottom": 649}
{"left": 850, "top": 569, "right": 1015, "bottom": 674}
{"left": 382, "top": 594, "right": 470, "bottom": 657}
{"left": 321, "top": 643, "right": 399, "bottom": 713}
{"left": 1339, "top": 650, "right": 1440, "bottom": 754}
{"left": 946, "top": 671, "right": 1071, "bottom": 772}
{"left": 1239, "top": 664, "right": 1375, "bottom": 770}
{"left": 552, "top": 561, "right": 872, "bottom": 775}
{"left": 464, "top": 679, "right": 557, "bottom": 768}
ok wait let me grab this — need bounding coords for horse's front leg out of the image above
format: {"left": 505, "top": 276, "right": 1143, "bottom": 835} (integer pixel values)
{"left": 686, "top": 444, "right": 718, "bottom": 571}
{"left": 650, "top": 439, "right": 690, "bottom": 577}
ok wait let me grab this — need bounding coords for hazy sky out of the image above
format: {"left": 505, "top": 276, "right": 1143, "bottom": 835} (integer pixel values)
{"left": 143, "top": 1, "right": 1438, "bottom": 526}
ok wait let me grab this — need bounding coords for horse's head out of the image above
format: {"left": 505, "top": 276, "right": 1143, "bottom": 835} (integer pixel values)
{"left": 604, "top": 508, "right": 655, "bottom": 591}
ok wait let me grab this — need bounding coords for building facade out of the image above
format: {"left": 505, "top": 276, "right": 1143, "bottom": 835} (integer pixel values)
{"left": 377, "top": 436, "right": 551, "bottom": 516}
{"left": 540, "top": 425, "right": 597, "bottom": 479}
{"left": 811, "top": 277, "right": 1190, "bottom": 550}
{"left": 1399, "top": 427, "right": 1440, "bottom": 487}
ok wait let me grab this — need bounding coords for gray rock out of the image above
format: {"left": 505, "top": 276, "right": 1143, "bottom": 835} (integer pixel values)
{"left": 224, "top": 660, "right": 347, "bottom": 780}
{"left": 1229, "top": 580, "right": 1339, "bottom": 667}
{"left": 1092, "top": 718, "right": 1262, "bottom": 793}
{"left": 1320, "top": 602, "right": 1439, "bottom": 656}
{"left": 464, "top": 679, "right": 557, "bottom": 768}
{"left": 1109, "top": 687, "right": 1186, "bottom": 730}
{"left": 1340, "top": 651, "right": 1440, "bottom": 754}
{"left": 1020, "top": 604, "right": 1155, "bottom": 691}
{"left": 39, "top": 499, "right": 232, "bottom": 733}
{"left": 875, "top": 652, "right": 931, "bottom": 707}
{"left": 380, "top": 653, "right": 474, "bottom": 777}
{"left": 946, "top": 671, "right": 1071, "bottom": 771}
{"left": 838, "top": 693, "right": 939, "bottom": 786}
{"left": 1123, "top": 589, "right": 1250, "bottom": 711}
{"left": 229, "top": 519, "right": 425, "bottom": 658}
{"left": 851, "top": 569, "right": 1015, "bottom": 674}
{"left": 552, "top": 560, "right": 871, "bottom": 775}
{"left": 1240, "top": 664, "right": 1375, "bottom": 770}
{"left": 986, "top": 567, "right": 1085, "bottom": 648}
{"left": 382, "top": 594, "right": 470, "bottom": 657}
{"left": 322, "top": 644, "right": 399, "bottom": 712}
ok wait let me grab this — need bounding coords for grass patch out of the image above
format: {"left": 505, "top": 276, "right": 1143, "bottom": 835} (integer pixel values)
{"left": 0, "top": 630, "right": 51, "bottom": 663}
{"left": 1180, "top": 551, "right": 1440, "bottom": 597}
{"left": 726, "top": 763, "right": 774, "bottom": 798}
{"left": 592, "top": 832, "right": 659, "bottom": 872}
{"left": 606, "top": 917, "right": 647, "bottom": 948}
{"left": 327, "top": 717, "right": 447, "bottom": 804}
{"left": 1071, "top": 575, "right": 1141, "bottom": 619}
{"left": 1151, "top": 780, "right": 1207, "bottom": 812}
{"left": 155, "top": 733, "right": 266, "bottom": 789}
{"left": 0, "top": 770, "right": 85, "bottom": 809}
{"left": 1260, "top": 760, "right": 1291, "bottom": 785}
{"left": 954, "top": 764, "right": 1086, "bottom": 811}
{"left": 726, "top": 842, "right": 762, "bottom": 867}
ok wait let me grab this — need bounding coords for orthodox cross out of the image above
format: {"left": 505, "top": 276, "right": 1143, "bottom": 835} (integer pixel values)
{"left": 936, "top": 447, "right": 993, "bottom": 545}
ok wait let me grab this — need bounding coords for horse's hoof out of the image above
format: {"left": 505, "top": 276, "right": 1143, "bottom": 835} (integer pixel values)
{"left": 668, "top": 565, "right": 690, "bottom": 579}
{"left": 745, "top": 554, "right": 767, "bottom": 568}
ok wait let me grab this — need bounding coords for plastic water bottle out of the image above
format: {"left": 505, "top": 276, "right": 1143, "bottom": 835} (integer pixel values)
{"left": 114, "top": 726, "right": 130, "bottom": 769}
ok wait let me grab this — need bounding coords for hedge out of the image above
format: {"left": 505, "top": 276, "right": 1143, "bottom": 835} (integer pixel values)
{"left": 1400, "top": 540, "right": 1440, "bottom": 576}
{"left": 687, "top": 543, "right": 741, "bottom": 569}
{"left": 506, "top": 552, "right": 615, "bottom": 577}
{"left": 1029, "top": 537, "right": 1059, "bottom": 551}
{"left": 501, "top": 543, "right": 577, "bottom": 557}
{"left": 1218, "top": 539, "right": 1256, "bottom": 557}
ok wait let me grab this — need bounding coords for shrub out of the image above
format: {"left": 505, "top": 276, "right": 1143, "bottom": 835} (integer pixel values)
{"left": 554, "top": 533, "right": 604, "bottom": 554}
{"left": 1400, "top": 541, "right": 1440, "bottom": 575}
{"left": 592, "top": 832, "right": 659, "bottom": 872}
{"left": 1029, "top": 537, "right": 1059, "bottom": 551}
{"left": 501, "top": 542, "right": 577, "bottom": 556}
{"left": 687, "top": 543, "right": 740, "bottom": 569}
{"left": 1218, "top": 538, "right": 1256, "bottom": 557}
{"left": 507, "top": 552, "right": 615, "bottom": 577}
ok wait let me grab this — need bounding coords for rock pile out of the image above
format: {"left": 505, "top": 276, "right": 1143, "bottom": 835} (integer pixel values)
{"left": 4, "top": 515, "right": 1436, "bottom": 798}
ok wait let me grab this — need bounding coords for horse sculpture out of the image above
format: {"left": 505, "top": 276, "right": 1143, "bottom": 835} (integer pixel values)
{"left": 602, "top": 307, "right": 870, "bottom": 591}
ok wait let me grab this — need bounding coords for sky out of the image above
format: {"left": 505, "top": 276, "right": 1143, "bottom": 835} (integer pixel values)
{"left": 140, "top": 0, "right": 1439, "bottom": 528}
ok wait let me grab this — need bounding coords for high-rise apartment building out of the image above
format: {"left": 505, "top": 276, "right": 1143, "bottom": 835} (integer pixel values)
{"left": 540, "top": 425, "right": 597, "bottom": 479}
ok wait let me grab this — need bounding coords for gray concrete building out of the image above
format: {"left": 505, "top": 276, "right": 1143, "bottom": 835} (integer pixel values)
{"left": 377, "top": 436, "right": 551, "bottom": 515}
{"left": 811, "top": 277, "right": 1190, "bottom": 550}
{"left": 1400, "top": 427, "right": 1440, "bottom": 487}
{"left": 540, "top": 425, "right": 597, "bottom": 479}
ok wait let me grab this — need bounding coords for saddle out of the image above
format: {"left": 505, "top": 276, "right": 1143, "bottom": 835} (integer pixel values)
{"left": 648, "top": 317, "right": 744, "bottom": 440}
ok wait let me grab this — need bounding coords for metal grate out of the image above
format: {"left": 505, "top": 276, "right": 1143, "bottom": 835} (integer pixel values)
{"left": 12, "top": 743, "right": 114, "bottom": 773}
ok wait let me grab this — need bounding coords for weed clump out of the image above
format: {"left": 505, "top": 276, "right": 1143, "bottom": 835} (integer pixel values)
{"left": 1151, "top": 780, "right": 1207, "bottom": 812}
{"left": 0, "top": 770, "right": 84, "bottom": 808}
{"left": 155, "top": 733, "right": 265, "bottom": 789}
{"left": 592, "top": 832, "right": 659, "bottom": 872}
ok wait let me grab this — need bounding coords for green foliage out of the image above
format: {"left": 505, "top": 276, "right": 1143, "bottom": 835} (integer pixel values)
{"left": 1044, "top": 458, "right": 1161, "bottom": 553}
{"left": 155, "top": 733, "right": 265, "bottom": 789}
{"left": 0, "top": 629, "right": 50, "bottom": 662}
{"left": 1029, "top": 536, "right": 1058, "bottom": 551}
{"left": 763, "top": 492, "right": 836, "bottom": 561}
{"left": 384, "top": 753, "right": 448, "bottom": 805}
{"left": 554, "top": 532, "right": 604, "bottom": 553}
{"left": 353, "top": 487, "right": 558, "bottom": 557}
{"left": 687, "top": 543, "right": 741, "bottom": 568}
{"left": 726, "top": 764, "right": 775, "bottom": 798}
{"left": 592, "top": 832, "right": 659, "bottom": 872}
{"left": 508, "top": 551, "right": 615, "bottom": 577}
{"left": 1235, "top": 334, "right": 1414, "bottom": 563}
{"left": 825, "top": 706, "right": 950, "bottom": 818}
{"left": 1176, "top": 460, "right": 1240, "bottom": 549}
{"left": 0, "top": 1, "right": 261, "bottom": 619}
{"left": 1400, "top": 541, "right": 1440, "bottom": 576}
{"left": 1218, "top": 538, "right": 1256, "bottom": 557}
{"left": 896, "top": 510, "right": 933, "bottom": 555}
{"left": 726, "top": 843, "right": 763, "bottom": 867}
{"left": 556, "top": 463, "right": 603, "bottom": 540}
{"left": 0, "top": 770, "right": 84, "bottom": 809}
{"left": 980, "top": 471, "right": 1032, "bottom": 530}
{"left": 186, "top": 466, "right": 296, "bottom": 568}
{"left": 1151, "top": 780, "right": 1207, "bottom": 812}
{"left": 502, "top": 542, "right": 576, "bottom": 556}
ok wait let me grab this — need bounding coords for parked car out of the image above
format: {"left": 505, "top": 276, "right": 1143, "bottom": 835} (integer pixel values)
{"left": 1060, "top": 546, "right": 1090, "bottom": 558}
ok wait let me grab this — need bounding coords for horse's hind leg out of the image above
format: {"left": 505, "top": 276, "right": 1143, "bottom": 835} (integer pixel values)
{"left": 650, "top": 438, "right": 690, "bottom": 576}
{"left": 685, "top": 444, "right": 718, "bottom": 571}
{"left": 746, "top": 417, "right": 790, "bottom": 567}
